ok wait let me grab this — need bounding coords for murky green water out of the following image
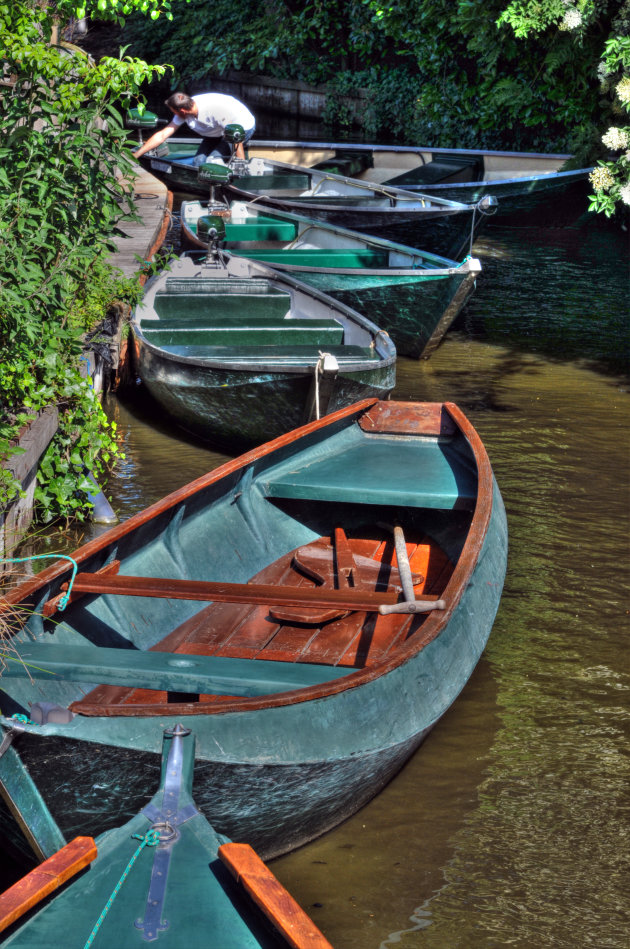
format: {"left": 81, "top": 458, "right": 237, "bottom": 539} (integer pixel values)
{"left": 11, "top": 207, "right": 630, "bottom": 945}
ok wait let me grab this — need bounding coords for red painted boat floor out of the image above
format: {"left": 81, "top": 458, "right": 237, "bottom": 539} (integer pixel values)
{"left": 73, "top": 529, "right": 453, "bottom": 711}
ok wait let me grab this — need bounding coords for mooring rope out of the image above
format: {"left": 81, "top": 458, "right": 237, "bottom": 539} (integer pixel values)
{"left": 0, "top": 554, "right": 78, "bottom": 611}
{"left": 83, "top": 829, "right": 161, "bottom": 949}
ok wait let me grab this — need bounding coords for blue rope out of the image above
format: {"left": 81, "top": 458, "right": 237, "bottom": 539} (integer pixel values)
{"left": 0, "top": 555, "right": 78, "bottom": 610}
{"left": 83, "top": 829, "right": 160, "bottom": 949}
{"left": 457, "top": 255, "right": 472, "bottom": 267}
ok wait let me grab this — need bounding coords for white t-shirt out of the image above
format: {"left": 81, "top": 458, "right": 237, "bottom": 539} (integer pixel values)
{"left": 170, "top": 94, "right": 255, "bottom": 139}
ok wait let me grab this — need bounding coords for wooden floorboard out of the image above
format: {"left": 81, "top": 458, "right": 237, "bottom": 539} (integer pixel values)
{"left": 72, "top": 532, "right": 454, "bottom": 711}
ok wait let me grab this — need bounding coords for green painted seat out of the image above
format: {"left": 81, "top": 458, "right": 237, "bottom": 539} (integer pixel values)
{"left": 233, "top": 174, "right": 311, "bottom": 192}
{"left": 146, "top": 344, "right": 377, "bottom": 363}
{"left": 224, "top": 217, "right": 298, "bottom": 241}
{"left": 3, "top": 643, "right": 351, "bottom": 696}
{"left": 385, "top": 156, "right": 482, "bottom": 188}
{"left": 262, "top": 439, "right": 477, "bottom": 510}
{"left": 142, "top": 318, "right": 345, "bottom": 348}
{"left": 154, "top": 292, "right": 291, "bottom": 321}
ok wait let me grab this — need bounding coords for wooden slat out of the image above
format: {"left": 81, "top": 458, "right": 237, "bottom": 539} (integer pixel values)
{"left": 219, "top": 843, "right": 333, "bottom": 949}
{"left": 61, "top": 573, "right": 399, "bottom": 611}
{"left": 0, "top": 837, "right": 97, "bottom": 933}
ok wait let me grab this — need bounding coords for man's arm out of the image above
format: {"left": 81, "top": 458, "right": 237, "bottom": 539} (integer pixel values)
{"left": 133, "top": 123, "right": 176, "bottom": 160}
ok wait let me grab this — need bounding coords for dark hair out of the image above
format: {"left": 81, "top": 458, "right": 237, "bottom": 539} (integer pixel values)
{"left": 165, "top": 92, "right": 195, "bottom": 113}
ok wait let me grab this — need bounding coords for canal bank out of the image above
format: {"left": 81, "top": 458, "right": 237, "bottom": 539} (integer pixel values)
{"left": 0, "top": 166, "right": 170, "bottom": 564}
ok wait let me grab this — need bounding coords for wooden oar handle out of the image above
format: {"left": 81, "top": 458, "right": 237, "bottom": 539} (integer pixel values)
{"left": 379, "top": 599, "right": 446, "bottom": 615}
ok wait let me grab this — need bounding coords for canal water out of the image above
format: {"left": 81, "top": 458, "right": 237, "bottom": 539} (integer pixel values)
{"left": 11, "top": 181, "right": 629, "bottom": 943}
{"left": 78, "top": 203, "right": 628, "bottom": 948}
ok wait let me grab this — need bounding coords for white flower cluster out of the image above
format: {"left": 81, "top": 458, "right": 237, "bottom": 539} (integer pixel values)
{"left": 597, "top": 62, "right": 611, "bottom": 81}
{"left": 621, "top": 182, "right": 630, "bottom": 206}
{"left": 560, "top": 7, "right": 582, "bottom": 30}
{"left": 589, "top": 166, "right": 615, "bottom": 191}
{"left": 616, "top": 77, "right": 630, "bottom": 107}
{"left": 602, "top": 127, "right": 629, "bottom": 150}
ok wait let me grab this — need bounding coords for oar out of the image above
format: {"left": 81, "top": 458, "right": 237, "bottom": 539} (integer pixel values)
{"left": 58, "top": 572, "right": 403, "bottom": 612}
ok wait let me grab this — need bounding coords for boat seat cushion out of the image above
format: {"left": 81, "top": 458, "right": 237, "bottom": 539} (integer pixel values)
{"left": 262, "top": 438, "right": 477, "bottom": 509}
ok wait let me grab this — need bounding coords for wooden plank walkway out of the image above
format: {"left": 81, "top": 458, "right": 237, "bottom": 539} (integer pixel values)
{"left": 108, "top": 164, "right": 172, "bottom": 277}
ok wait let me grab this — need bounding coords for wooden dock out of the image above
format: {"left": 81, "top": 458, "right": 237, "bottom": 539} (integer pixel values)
{"left": 108, "top": 164, "right": 172, "bottom": 277}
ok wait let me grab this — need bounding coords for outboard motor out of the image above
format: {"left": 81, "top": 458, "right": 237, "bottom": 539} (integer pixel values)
{"left": 224, "top": 123, "right": 250, "bottom": 176}
{"left": 197, "top": 214, "right": 227, "bottom": 266}
{"left": 125, "top": 107, "right": 159, "bottom": 146}
{"left": 197, "top": 161, "right": 233, "bottom": 216}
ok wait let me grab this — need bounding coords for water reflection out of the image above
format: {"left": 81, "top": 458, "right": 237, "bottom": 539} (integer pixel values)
{"left": 11, "top": 198, "right": 630, "bottom": 946}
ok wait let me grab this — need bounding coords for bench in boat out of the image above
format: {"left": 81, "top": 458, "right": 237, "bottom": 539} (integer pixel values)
{"left": 141, "top": 317, "right": 345, "bottom": 349}
{"left": 154, "top": 287, "right": 291, "bottom": 322}
{"left": 3, "top": 642, "right": 352, "bottom": 696}
{"left": 230, "top": 248, "right": 390, "bottom": 269}
{"left": 384, "top": 155, "right": 482, "bottom": 188}
{"left": 263, "top": 439, "right": 477, "bottom": 510}
{"left": 232, "top": 173, "right": 312, "bottom": 192}
{"left": 224, "top": 216, "right": 298, "bottom": 242}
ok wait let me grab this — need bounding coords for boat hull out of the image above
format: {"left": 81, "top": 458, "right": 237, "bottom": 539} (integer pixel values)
{"left": 0, "top": 401, "right": 508, "bottom": 862}
{"left": 180, "top": 201, "right": 480, "bottom": 359}
{"left": 136, "top": 341, "right": 395, "bottom": 450}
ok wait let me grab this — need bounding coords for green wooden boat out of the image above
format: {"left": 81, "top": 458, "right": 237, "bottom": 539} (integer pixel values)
{"left": 180, "top": 199, "right": 481, "bottom": 359}
{"left": 0, "top": 399, "right": 507, "bottom": 866}
{"left": 139, "top": 146, "right": 488, "bottom": 261}
{"left": 130, "top": 253, "right": 396, "bottom": 451}
{"left": 0, "top": 725, "right": 332, "bottom": 948}
{"left": 139, "top": 136, "right": 589, "bottom": 223}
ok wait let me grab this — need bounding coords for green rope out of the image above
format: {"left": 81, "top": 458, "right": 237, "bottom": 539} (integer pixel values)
{"left": 9, "top": 713, "right": 37, "bottom": 725}
{"left": 83, "top": 829, "right": 160, "bottom": 949}
{"left": 0, "top": 554, "right": 78, "bottom": 610}
{"left": 457, "top": 255, "right": 472, "bottom": 267}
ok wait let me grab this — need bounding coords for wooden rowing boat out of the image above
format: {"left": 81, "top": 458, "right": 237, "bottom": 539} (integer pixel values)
{"left": 180, "top": 198, "right": 482, "bottom": 359}
{"left": 0, "top": 399, "right": 508, "bottom": 865}
{"left": 0, "top": 725, "right": 332, "bottom": 948}
{"left": 139, "top": 137, "right": 590, "bottom": 223}
{"left": 130, "top": 253, "right": 396, "bottom": 450}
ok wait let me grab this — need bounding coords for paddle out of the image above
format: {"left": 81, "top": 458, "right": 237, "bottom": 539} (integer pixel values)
{"left": 45, "top": 571, "right": 444, "bottom": 615}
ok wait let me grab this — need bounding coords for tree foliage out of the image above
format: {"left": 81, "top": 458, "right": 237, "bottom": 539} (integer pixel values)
{"left": 0, "top": 1, "right": 170, "bottom": 521}
{"left": 125, "top": 0, "right": 629, "bottom": 208}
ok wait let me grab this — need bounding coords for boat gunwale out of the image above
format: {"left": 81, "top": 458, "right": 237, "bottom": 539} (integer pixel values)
{"left": 155, "top": 136, "right": 577, "bottom": 164}
{"left": 225, "top": 158, "right": 473, "bottom": 210}
{"left": 2, "top": 400, "right": 495, "bottom": 717}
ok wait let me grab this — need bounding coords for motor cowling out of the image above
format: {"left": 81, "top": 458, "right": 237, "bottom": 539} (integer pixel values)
{"left": 197, "top": 214, "right": 227, "bottom": 244}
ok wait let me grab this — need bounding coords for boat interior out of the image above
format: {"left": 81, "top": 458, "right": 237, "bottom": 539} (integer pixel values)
{"left": 6, "top": 404, "right": 479, "bottom": 717}
{"left": 137, "top": 276, "right": 380, "bottom": 363}
{"left": 183, "top": 205, "right": 423, "bottom": 269}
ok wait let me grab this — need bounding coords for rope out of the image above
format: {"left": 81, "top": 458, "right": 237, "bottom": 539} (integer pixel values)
{"left": 83, "top": 829, "right": 160, "bottom": 949}
{"left": 0, "top": 555, "right": 78, "bottom": 611}
{"left": 9, "top": 713, "right": 36, "bottom": 725}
